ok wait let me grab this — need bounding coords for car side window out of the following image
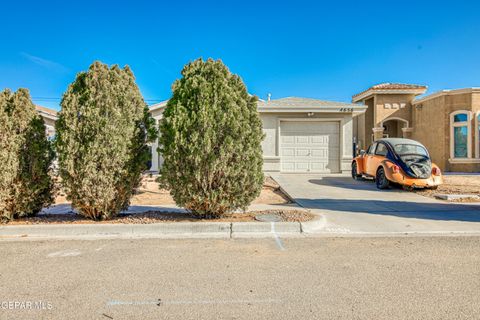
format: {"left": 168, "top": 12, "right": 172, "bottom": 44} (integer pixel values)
{"left": 367, "top": 143, "right": 377, "bottom": 155}
{"left": 375, "top": 143, "right": 388, "bottom": 156}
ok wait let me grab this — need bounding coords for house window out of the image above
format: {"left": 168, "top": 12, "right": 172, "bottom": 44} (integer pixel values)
{"left": 450, "top": 111, "right": 471, "bottom": 159}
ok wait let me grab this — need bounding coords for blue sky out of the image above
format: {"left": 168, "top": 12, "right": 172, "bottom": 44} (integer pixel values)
{"left": 1, "top": 0, "right": 479, "bottom": 110}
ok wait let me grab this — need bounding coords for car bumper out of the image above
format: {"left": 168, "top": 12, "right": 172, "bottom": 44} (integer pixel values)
{"left": 389, "top": 173, "right": 443, "bottom": 188}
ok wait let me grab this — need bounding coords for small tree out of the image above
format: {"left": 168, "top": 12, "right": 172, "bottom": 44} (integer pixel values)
{"left": 0, "top": 89, "right": 54, "bottom": 220}
{"left": 159, "top": 58, "right": 264, "bottom": 218}
{"left": 55, "top": 61, "right": 157, "bottom": 220}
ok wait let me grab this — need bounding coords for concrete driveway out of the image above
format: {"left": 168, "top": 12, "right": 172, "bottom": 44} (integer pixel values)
{"left": 271, "top": 173, "right": 480, "bottom": 235}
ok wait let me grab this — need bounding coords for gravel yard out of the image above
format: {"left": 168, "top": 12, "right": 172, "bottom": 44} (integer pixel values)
{"left": 55, "top": 175, "right": 291, "bottom": 206}
{"left": 3, "top": 175, "right": 304, "bottom": 225}
{"left": 3, "top": 209, "right": 314, "bottom": 225}
{"left": 416, "top": 175, "right": 480, "bottom": 201}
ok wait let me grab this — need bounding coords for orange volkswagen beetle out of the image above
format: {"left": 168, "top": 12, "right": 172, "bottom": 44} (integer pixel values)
{"left": 352, "top": 138, "right": 443, "bottom": 190}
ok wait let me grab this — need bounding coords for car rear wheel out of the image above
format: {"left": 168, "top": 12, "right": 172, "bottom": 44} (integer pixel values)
{"left": 351, "top": 162, "right": 362, "bottom": 180}
{"left": 375, "top": 167, "right": 390, "bottom": 189}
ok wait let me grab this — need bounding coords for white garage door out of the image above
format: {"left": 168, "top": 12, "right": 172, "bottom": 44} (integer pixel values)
{"left": 280, "top": 121, "right": 340, "bottom": 173}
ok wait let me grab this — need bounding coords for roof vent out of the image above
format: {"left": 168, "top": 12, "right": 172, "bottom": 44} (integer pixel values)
{"left": 267, "top": 93, "right": 271, "bottom": 102}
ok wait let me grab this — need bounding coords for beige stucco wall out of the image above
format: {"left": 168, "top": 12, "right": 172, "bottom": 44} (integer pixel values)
{"left": 413, "top": 92, "right": 480, "bottom": 172}
{"left": 412, "top": 96, "right": 447, "bottom": 170}
{"left": 374, "top": 94, "right": 414, "bottom": 128}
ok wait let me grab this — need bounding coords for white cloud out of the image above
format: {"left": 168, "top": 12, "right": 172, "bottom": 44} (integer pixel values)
{"left": 20, "top": 52, "right": 68, "bottom": 72}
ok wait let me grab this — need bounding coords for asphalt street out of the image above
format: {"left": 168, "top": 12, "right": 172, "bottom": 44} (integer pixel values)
{"left": 1, "top": 236, "right": 479, "bottom": 319}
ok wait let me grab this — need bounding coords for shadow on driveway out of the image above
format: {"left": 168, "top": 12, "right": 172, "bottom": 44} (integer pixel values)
{"left": 295, "top": 198, "right": 480, "bottom": 222}
{"left": 309, "top": 176, "right": 404, "bottom": 192}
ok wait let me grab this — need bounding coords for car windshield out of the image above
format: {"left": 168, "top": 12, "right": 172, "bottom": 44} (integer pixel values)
{"left": 394, "top": 144, "right": 428, "bottom": 157}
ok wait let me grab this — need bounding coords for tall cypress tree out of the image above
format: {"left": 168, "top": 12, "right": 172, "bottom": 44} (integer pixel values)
{"left": 0, "top": 89, "right": 54, "bottom": 220}
{"left": 159, "top": 58, "right": 264, "bottom": 218}
{"left": 55, "top": 61, "right": 157, "bottom": 220}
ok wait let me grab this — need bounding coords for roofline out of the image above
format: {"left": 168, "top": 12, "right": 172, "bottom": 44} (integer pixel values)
{"left": 257, "top": 104, "right": 367, "bottom": 114}
{"left": 413, "top": 87, "right": 480, "bottom": 104}
{"left": 36, "top": 110, "right": 58, "bottom": 121}
{"left": 149, "top": 100, "right": 169, "bottom": 112}
{"left": 148, "top": 100, "right": 367, "bottom": 115}
{"left": 352, "top": 88, "right": 427, "bottom": 103}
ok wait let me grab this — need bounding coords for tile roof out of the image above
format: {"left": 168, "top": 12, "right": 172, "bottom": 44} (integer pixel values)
{"left": 352, "top": 83, "right": 427, "bottom": 102}
{"left": 368, "top": 83, "right": 427, "bottom": 90}
{"left": 257, "top": 96, "right": 358, "bottom": 108}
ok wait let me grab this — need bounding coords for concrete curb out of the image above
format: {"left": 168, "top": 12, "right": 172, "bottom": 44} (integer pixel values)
{"left": 300, "top": 214, "right": 327, "bottom": 234}
{"left": 0, "top": 221, "right": 307, "bottom": 240}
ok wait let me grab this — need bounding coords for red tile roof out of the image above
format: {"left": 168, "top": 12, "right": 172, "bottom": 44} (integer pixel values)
{"left": 352, "top": 83, "right": 427, "bottom": 102}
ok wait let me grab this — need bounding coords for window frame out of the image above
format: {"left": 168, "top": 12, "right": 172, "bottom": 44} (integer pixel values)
{"left": 375, "top": 142, "right": 388, "bottom": 157}
{"left": 450, "top": 110, "right": 472, "bottom": 160}
{"left": 367, "top": 143, "right": 377, "bottom": 155}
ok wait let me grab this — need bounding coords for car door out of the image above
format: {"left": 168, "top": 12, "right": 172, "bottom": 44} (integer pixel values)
{"left": 365, "top": 143, "right": 378, "bottom": 176}
{"left": 370, "top": 142, "right": 388, "bottom": 176}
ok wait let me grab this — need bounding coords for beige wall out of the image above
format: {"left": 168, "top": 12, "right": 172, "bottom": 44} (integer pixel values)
{"left": 412, "top": 96, "right": 447, "bottom": 170}
{"left": 374, "top": 94, "right": 414, "bottom": 127}
{"left": 413, "top": 92, "right": 480, "bottom": 172}
{"left": 356, "top": 90, "right": 480, "bottom": 172}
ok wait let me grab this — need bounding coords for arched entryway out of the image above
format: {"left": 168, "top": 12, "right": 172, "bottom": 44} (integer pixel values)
{"left": 381, "top": 118, "right": 409, "bottom": 138}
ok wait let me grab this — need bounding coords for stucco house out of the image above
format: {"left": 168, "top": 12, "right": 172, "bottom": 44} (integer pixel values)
{"left": 149, "top": 97, "right": 366, "bottom": 174}
{"left": 35, "top": 105, "right": 57, "bottom": 139}
{"left": 352, "top": 83, "right": 480, "bottom": 172}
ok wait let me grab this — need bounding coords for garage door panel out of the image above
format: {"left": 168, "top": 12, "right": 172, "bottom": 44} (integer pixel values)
{"left": 280, "top": 121, "right": 340, "bottom": 173}
{"left": 281, "top": 148, "right": 295, "bottom": 157}
{"left": 310, "top": 148, "right": 328, "bottom": 158}
{"left": 311, "top": 136, "right": 329, "bottom": 144}
{"left": 281, "top": 135, "right": 295, "bottom": 144}
{"left": 296, "top": 136, "right": 309, "bottom": 144}
{"left": 295, "top": 162, "right": 309, "bottom": 171}
{"left": 296, "top": 149, "right": 310, "bottom": 156}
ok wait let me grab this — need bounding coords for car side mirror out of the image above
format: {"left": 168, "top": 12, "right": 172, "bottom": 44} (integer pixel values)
{"left": 359, "top": 150, "right": 366, "bottom": 156}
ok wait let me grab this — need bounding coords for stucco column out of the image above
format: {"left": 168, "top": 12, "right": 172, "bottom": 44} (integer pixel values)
{"left": 372, "top": 127, "right": 384, "bottom": 141}
{"left": 402, "top": 127, "right": 413, "bottom": 139}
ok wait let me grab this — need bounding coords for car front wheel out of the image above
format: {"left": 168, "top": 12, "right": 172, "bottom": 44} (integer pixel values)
{"left": 375, "top": 167, "right": 390, "bottom": 189}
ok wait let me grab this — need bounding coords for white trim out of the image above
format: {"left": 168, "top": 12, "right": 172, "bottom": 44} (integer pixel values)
{"left": 414, "top": 88, "right": 480, "bottom": 105}
{"left": 37, "top": 111, "right": 58, "bottom": 121}
{"left": 149, "top": 100, "right": 169, "bottom": 112}
{"left": 448, "top": 158, "right": 480, "bottom": 164}
{"left": 258, "top": 105, "right": 366, "bottom": 114}
{"left": 475, "top": 111, "right": 480, "bottom": 159}
{"left": 149, "top": 101, "right": 368, "bottom": 115}
{"left": 380, "top": 117, "right": 409, "bottom": 128}
{"left": 450, "top": 110, "right": 472, "bottom": 159}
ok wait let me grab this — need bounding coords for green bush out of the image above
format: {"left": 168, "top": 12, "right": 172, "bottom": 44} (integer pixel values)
{"left": 159, "top": 58, "right": 264, "bottom": 218}
{"left": 0, "top": 89, "right": 54, "bottom": 220}
{"left": 55, "top": 61, "right": 157, "bottom": 220}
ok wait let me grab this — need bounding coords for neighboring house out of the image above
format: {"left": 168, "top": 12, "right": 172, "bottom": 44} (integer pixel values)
{"left": 35, "top": 105, "right": 58, "bottom": 139}
{"left": 352, "top": 83, "right": 480, "bottom": 172}
{"left": 149, "top": 97, "right": 367, "bottom": 173}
